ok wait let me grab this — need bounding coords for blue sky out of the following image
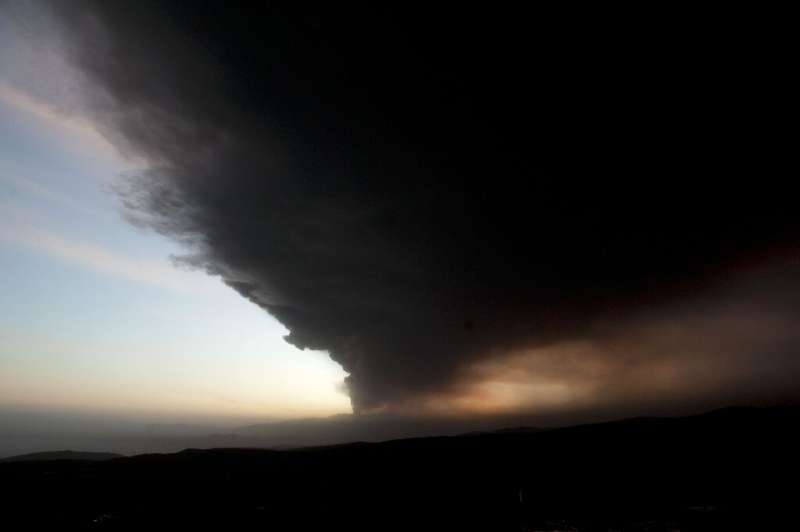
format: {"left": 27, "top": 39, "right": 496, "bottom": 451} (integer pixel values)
{"left": 0, "top": 23, "right": 350, "bottom": 425}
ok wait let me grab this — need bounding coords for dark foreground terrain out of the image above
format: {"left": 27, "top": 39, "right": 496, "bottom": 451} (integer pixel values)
{"left": 1, "top": 407, "right": 797, "bottom": 531}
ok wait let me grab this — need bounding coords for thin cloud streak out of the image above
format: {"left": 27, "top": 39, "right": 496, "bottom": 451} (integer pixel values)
{"left": 0, "top": 82, "right": 122, "bottom": 163}
{"left": 0, "top": 218, "right": 210, "bottom": 294}
{"left": 0, "top": 172, "right": 107, "bottom": 220}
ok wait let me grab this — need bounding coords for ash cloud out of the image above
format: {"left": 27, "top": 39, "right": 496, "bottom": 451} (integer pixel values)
{"left": 42, "top": 2, "right": 798, "bottom": 414}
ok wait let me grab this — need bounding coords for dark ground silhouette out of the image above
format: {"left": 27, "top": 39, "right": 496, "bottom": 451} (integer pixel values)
{"left": 1, "top": 406, "right": 797, "bottom": 530}
{"left": 0, "top": 450, "right": 123, "bottom": 463}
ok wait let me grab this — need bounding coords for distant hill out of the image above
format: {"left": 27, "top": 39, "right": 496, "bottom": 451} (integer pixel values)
{"left": 232, "top": 411, "right": 548, "bottom": 448}
{"left": 0, "top": 450, "right": 123, "bottom": 463}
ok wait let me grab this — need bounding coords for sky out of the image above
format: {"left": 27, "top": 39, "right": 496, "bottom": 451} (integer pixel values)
{"left": 0, "top": 5, "right": 350, "bottom": 428}
{"left": 0, "top": 2, "right": 798, "bottom": 453}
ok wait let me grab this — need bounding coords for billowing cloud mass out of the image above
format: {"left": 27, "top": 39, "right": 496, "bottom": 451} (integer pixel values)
{"left": 39, "top": 2, "right": 798, "bottom": 415}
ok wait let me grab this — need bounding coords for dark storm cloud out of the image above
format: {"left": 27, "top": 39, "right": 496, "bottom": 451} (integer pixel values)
{"left": 43, "top": 2, "right": 798, "bottom": 413}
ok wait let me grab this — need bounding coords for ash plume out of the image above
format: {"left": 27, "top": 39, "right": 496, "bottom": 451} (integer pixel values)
{"left": 42, "top": 1, "right": 799, "bottom": 414}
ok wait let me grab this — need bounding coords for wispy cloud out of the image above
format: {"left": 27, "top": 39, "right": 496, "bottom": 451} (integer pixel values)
{"left": 0, "top": 215, "right": 212, "bottom": 294}
{"left": 0, "top": 172, "right": 108, "bottom": 219}
{"left": 0, "top": 82, "right": 121, "bottom": 163}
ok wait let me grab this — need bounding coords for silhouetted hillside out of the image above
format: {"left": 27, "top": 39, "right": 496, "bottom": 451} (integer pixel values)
{"left": 1, "top": 406, "right": 797, "bottom": 530}
{"left": 233, "top": 412, "right": 548, "bottom": 448}
{"left": 0, "top": 450, "right": 123, "bottom": 463}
